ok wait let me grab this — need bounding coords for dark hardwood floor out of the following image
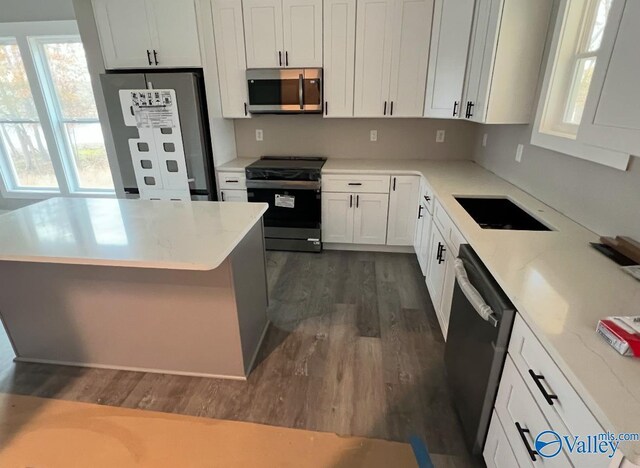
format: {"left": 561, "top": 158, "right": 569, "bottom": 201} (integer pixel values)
{"left": 0, "top": 251, "right": 479, "bottom": 467}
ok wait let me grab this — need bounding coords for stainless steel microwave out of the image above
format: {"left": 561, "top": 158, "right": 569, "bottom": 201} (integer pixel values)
{"left": 246, "top": 68, "right": 322, "bottom": 114}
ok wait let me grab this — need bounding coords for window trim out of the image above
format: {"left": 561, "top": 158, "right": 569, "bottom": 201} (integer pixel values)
{"left": 0, "top": 21, "right": 115, "bottom": 198}
{"left": 530, "top": 0, "right": 630, "bottom": 171}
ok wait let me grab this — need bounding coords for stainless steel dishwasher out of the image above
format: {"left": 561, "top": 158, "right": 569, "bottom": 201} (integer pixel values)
{"left": 444, "top": 244, "right": 516, "bottom": 456}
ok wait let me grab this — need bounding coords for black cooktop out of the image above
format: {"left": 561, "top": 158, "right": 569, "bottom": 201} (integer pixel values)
{"left": 246, "top": 156, "right": 327, "bottom": 181}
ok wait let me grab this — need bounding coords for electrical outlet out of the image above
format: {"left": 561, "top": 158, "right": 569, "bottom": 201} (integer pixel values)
{"left": 482, "top": 133, "right": 488, "bottom": 147}
{"left": 515, "top": 144, "right": 524, "bottom": 162}
{"left": 370, "top": 130, "right": 377, "bottom": 142}
{"left": 436, "top": 130, "right": 445, "bottom": 143}
{"left": 255, "top": 129, "right": 263, "bottom": 141}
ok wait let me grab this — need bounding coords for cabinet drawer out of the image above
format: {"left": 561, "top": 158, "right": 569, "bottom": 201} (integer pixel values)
{"left": 218, "top": 172, "right": 246, "bottom": 190}
{"left": 422, "top": 178, "right": 435, "bottom": 213}
{"left": 484, "top": 411, "right": 519, "bottom": 468}
{"left": 495, "top": 356, "right": 573, "bottom": 468}
{"left": 432, "top": 198, "right": 466, "bottom": 255}
{"left": 509, "top": 315, "right": 605, "bottom": 463}
{"left": 322, "top": 174, "right": 390, "bottom": 193}
{"left": 220, "top": 189, "right": 247, "bottom": 202}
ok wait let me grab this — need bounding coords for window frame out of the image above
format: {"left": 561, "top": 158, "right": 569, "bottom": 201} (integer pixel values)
{"left": 531, "top": 0, "right": 630, "bottom": 170}
{"left": 0, "top": 21, "right": 115, "bottom": 199}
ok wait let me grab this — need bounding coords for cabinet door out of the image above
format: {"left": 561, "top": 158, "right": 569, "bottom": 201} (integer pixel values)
{"left": 212, "top": 0, "right": 250, "bottom": 118}
{"left": 438, "top": 247, "right": 455, "bottom": 338}
{"left": 282, "top": 0, "right": 323, "bottom": 67}
{"left": 424, "top": 0, "right": 475, "bottom": 118}
{"left": 353, "top": 0, "right": 395, "bottom": 117}
{"left": 323, "top": 0, "right": 357, "bottom": 117}
{"left": 353, "top": 193, "right": 389, "bottom": 244}
{"left": 425, "top": 225, "right": 447, "bottom": 312}
{"left": 386, "top": 175, "right": 420, "bottom": 246}
{"left": 93, "top": 0, "right": 154, "bottom": 69}
{"left": 322, "top": 192, "right": 354, "bottom": 243}
{"left": 146, "top": 0, "right": 201, "bottom": 67}
{"left": 243, "top": 0, "right": 284, "bottom": 68}
{"left": 461, "top": 0, "right": 494, "bottom": 121}
{"left": 578, "top": 0, "right": 640, "bottom": 157}
{"left": 484, "top": 412, "right": 520, "bottom": 468}
{"left": 417, "top": 214, "right": 432, "bottom": 276}
{"left": 387, "top": 0, "right": 434, "bottom": 117}
{"left": 220, "top": 189, "right": 248, "bottom": 201}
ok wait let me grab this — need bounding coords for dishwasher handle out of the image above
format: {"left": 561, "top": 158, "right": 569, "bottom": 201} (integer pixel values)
{"left": 454, "top": 258, "right": 499, "bottom": 327}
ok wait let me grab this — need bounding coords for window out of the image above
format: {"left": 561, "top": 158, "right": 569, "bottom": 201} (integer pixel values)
{"left": 0, "top": 22, "right": 113, "bottom": 197}
{"left": 531, "top": 0, "right": 627, "bottom": 168}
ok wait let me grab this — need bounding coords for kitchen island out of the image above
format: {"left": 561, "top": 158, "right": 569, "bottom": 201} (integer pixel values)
{"left": 0, "top": 198, "right": 269, "bottom": 379}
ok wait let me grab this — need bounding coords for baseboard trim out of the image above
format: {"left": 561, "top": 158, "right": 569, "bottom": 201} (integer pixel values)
{"left": 13, "top": 357, "right": 248, "bottom": 381}
{"left": 323, "top": 243, "right": 414, "bottom": 253}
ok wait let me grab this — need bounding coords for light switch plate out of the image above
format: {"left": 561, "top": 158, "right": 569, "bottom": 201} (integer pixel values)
{"left": 482, "top": 133, "right": 488, "bottom": 147}
{"left": 436, "top": 130, "right": 445, "bottom": 143}
{"left": 370, "top": 130, "right": 377, "bottom": 142}
{"left": 515, "top": 144, "right": 524, "bottom": 162}
{"left": 256, "top": 129, "right": 263, "bottom": 141}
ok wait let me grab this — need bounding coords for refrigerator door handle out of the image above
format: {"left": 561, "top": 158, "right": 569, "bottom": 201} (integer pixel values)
{"left": 454, "top": 259, "right": 499, "bottom": 327}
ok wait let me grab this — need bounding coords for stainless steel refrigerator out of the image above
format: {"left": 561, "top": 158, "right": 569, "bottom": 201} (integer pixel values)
{"left": 100, "top": 71, "right": 217, "bottom": 200}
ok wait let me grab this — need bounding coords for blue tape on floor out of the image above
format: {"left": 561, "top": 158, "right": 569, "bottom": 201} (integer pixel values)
{"left": 409, "top": 435, "right": 434, "bottom": 468}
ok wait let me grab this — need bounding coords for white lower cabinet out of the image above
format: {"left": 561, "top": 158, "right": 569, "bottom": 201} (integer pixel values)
{"left": 220, "top": 189, "right": 248, "bottom": 201}
{"left": 322, "top": 192, "right": 388, "bottom": 244}
{"left": 425, "top": 224, "right": 448, "bottom": 311}
{"left": 484, "top": 411, "right": 519, "bottom": 468}
{"left": 417, "top": 214, "right": 432, "bottom": 275}
{"left": 386, "top": 175, "right": 420, "bottom": 246}
{"left": 353, "top": 193, "right": 389, "bottom": 244}
{"left": 437, "top": 246, "right": 455, "bottom": 337}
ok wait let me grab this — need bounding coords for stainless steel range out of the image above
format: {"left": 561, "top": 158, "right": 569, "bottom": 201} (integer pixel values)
{"left": 246, "top": 156, "right": 327, "bottom": 252}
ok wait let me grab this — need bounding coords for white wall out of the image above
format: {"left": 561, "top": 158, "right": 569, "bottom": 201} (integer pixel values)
{"left": 234, "top": 116, "right": 476, "bottom": 160}
{"left": 0, "top": 0, "right": 75, "bottom": 21}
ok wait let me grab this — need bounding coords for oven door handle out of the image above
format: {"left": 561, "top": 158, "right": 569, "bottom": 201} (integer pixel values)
{"left": 298, "top": 73, "right": 304, "bottom": 110}
{"left": 246, "top": 180, "right": 321, "bottom": 190}
{"left": 453, "top": 259, "right": 499, "bottom": 327}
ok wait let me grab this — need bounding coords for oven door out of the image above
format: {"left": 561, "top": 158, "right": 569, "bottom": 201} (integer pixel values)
{"left": 246, "top": 68, "right": 322, "bottom": 114}
{"left": 247, "top": 180, "right": 321, "bottom": 243}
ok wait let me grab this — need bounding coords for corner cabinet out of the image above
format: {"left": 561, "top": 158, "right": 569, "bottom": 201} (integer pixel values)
{"left": 577, "top": 0, "right": 640, "bottom": 158}
{"left": 423, "top": 0, "right": 475, "bottom": 118}
{"left": 386, "top": 176, "right": 420, "bottom": 245}
{"left": 353, "top": 0, "right": 434, "bottom": 117}
{"left": 323, "top": 0, "right": 357, "bottom": 117}
{"left": 243, "top": 0, "right": 322, "bottom": 68}
{"left": 212, "top": 0, "right": 250, "bottom": 118}
{"left": 461, "top": 0, "right": 552, "bottom": 124}
{"left": 93, "top": 0, "right": 202, "bottom": 69}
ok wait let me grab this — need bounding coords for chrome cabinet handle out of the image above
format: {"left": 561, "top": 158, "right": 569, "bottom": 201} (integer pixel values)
{"left": 528, "top": 370, "right": 559, "bottom": 406}
{"left": 298, "top": 73, "right": 304, "bottom": 110}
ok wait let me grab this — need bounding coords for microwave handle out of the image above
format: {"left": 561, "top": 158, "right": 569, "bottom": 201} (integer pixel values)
{"left": 298, "top": 73, "right": 304, "bottom": 110}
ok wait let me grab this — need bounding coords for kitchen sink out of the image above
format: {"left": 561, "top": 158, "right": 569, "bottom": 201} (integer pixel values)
{"left": 455, "top": 197, "right": 552, "bottom": 231}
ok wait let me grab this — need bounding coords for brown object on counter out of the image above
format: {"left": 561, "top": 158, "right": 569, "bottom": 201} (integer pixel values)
{"left": 600, "top": 236, "right": 640, "bottom": 265}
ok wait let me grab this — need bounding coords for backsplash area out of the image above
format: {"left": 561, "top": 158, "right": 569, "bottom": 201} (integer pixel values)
{"left": 234, "top": 115, "right": 476, "bottom": 160}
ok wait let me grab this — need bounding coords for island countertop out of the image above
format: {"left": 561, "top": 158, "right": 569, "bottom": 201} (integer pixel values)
{"left": 0, "top": 198, "right": 268, "bottom": 271}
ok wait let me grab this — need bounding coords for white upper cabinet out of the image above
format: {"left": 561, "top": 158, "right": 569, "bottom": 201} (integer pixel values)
{"left": 243, "top": 0, "right": 322, "bottom": 68}
{"left": 461, "top": 0, "right": 552, "bottom": 123}
{"left": 93, "top": 0, "right": 201, "bottom": 69}
{"left": 93, "top": 0, "right": 154, "bottom": 68}
{"left": 354, "top": 0, "right": 434, "bottom": 117}
{"left": 387, "top": 0, "right": 434, "bottom": 117}
{"left": 386, "top": 175, "right": 420, "bottom": 245}
{"left": 578, "top": 0, "right": 640, "bottom": 157}
{"left": 353, "top": 0, "right": 395, "bottom": 117}
{"left": 283, "top": 0, "right": 323, "bottom": 67}
{"left": 212, "top": 0, "right": 250, "bottom": 118}
{"left": 323, "top": 0, "right": 357, "bottom": 117}
{"left": 243, "top": 0, "right": 284, "bottom": 68}
{"left": 146, "top": 0, "right": 201, "bottom": 67}
{"left": 424, "top": 0, "right": 475, "bottom": 118}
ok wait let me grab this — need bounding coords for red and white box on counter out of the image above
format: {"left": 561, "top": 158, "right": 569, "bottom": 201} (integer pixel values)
{"left": 597, "top": 316, "right": 640, "bottom": 357}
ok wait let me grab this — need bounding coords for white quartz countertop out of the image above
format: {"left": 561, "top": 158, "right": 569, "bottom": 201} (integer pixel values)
{"left": 216, "top": 158, "right": 257, "bottom": 172}
{"left": 323, "top": 158, "right": 640, "bottom": 461}
{"left": 0, "top": 198, "right": 268, "bottom": 271}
